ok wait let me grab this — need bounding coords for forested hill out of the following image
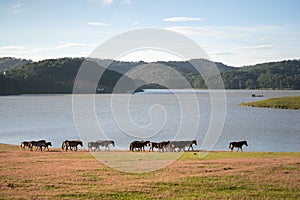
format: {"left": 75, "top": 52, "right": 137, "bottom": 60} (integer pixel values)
{"left": 222, "top": 60, "right": 300, "bottom": 89}
{"left": 108, "top": 59, "right": 300, "bottom": 90}
{"left": 0, "top": 57, "right": 32, "bottom": 72}
{"left": 0, "top": 58, "right": 134, "bottom": 94}
{"left": 0, "top": 57, "right": 299, "bottom": 95}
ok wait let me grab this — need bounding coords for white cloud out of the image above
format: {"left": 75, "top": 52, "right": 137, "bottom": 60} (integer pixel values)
{"left": 0, "top": 42, "right": 96, "bottom": 55}
{"left": 122, "top": 0, "right": 132, "bottom": 5}
{"left": 131, "top": 21, "right": 139, "bottom": 26}
{"left": 165, "top": 26, "right": 219, "bottom": 36}
{"left": 101, "top": 0, "right": 113, "bottom": 5}
{"left": 163, "top": 17, "right": 204, "bottom": 22}
{"left": 234, "top": 45, "right": 276, "bottom": 51}
{"left": 209, "top": 51, "right": 235, "bottom": 56}
{"left": 88, "top": 22, "right": 108, "bottom": 26}
{"left": 0, "top": 45, "right": 24, "bottom": 52}
{"left": 10, "top": 3, "right": 21, "bottom": 14}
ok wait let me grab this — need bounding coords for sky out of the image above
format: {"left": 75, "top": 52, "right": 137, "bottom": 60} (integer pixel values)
{"left": 0, "top": 0, "right": 300, "bottom": 66}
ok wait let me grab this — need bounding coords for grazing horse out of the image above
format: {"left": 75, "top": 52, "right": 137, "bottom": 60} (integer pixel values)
{"left": 62, "top": 140, "right": 83, "bottom": 151}
{"left": 170, "top": 140, "right": 197, "bottom": 152}
{"left": 157, "top": 141, "right": 170, "bottom": 152}
{"left": 29, "top": 140, "right": 46, "bottom": 151}
{"left": 20, "top": 141, "right": 30, "bottom": 150}
{"left": 129, "top": 141, "right": 150, "bottom": 152}
{"left": 229, "top": 141, "right": 248, "bottom": 152}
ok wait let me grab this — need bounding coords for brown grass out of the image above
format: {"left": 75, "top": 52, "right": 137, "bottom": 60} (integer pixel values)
{"left": 0, "top": 144, "right": 299, "bottom": 199}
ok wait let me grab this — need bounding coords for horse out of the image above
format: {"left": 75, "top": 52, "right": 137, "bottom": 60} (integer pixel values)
{"left": 62, "top": 140, "right": 83, "bottom": 151}
{"left": 88, "top": 141, "right": 99, "bottom": 151}
{"left": 29, "top": 140, "right": 46, "bottom": 151}
{"left": 41, "top": 142, "right": 52, "bottom": 151}
{"left": 129, "top": 141, "right": 150, "bottom": 152}
{"left": 157, "top": 141, "right": 170, "bottom": 152}
{"left": 88, "top": 140, "right": 115, "bottom": 151}
{"left": 148, "top": 142, "right": 159, "bottom": 152}
{"left": 229, "top": 141, "right": 248, "bottom": 152}
{"left": 96, "top": 140, "right": 115, "bottom": 151}
{"left": 169, "top": 140, "right": 197, "bottom": 152}
{"left": 20, "top": 141, "right": 31, "bottom": 150}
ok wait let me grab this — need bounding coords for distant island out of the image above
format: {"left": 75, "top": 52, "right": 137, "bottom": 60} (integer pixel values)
{"left": 0, "top": 57, "right": 299, "bottom": 95}
{"left": 240, "top": 96, "right": 300, "bottom": 110}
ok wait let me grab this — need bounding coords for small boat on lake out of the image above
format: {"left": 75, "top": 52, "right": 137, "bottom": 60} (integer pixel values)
{"left": 252, "top": 94, "right": 264, "bottom": 97}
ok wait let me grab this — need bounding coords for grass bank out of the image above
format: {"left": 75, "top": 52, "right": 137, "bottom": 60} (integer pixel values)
{"left": 0, "top": 144, "right": 299, "bottom": 199}
{"left": 240, "top": 96, "right": 300, "bottom": 109}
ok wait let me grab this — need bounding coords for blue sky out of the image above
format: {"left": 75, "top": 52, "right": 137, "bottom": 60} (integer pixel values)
{"left": 0, "top": 0, "right": 299, "bottom": 66}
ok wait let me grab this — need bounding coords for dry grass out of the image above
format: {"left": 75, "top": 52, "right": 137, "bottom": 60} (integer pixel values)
{"left": 0, "top": 144, "right": 299, "bottom": 199}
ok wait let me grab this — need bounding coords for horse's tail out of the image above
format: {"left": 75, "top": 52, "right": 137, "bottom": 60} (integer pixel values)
{"left": 62, "top": 141, "right": 65, "bottom": 150}
{"left": 129, "top": 143, "right": 133, "bottom": 151}
{"left": 229, "top": 142, "right": 232, "bottom": 149}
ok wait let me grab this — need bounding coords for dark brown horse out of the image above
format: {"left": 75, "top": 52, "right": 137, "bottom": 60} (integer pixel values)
{"left": 157, "top": 141, "right": 170, "bottom": 152}
{"left": 62, "top": 140, "right": 83, "bottom": 151}
{"left": 129, "top": 141, "right": 150, "bottom": 152}
{"left": 229, "top": 141, "right": 248, "bottom": 152}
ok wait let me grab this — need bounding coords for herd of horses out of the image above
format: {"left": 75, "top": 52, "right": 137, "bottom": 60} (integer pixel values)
{"left": 129, "top": 140, "right": 198, "bottom": 152}
{"left": 20, "top": 139, "right": 248, "bottom": 152}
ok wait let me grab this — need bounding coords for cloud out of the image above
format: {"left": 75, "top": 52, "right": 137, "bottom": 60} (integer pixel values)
{"left": 10, "top": 3, "right": 21, "bottom": 14}
{"left": 0, "top": 45, "right": 24, "bottom": 52}
{"left": 101, "top": 0, "right": 113, "bottom": 4}
{"left": 88, "top": 22, "right": 108, "bottom": 26}
{"left": 122, "top": 0, "right": 132, "bottom": 5}
{"left": 234, "top": 45, "right": 276, "bottom": 51}
{"left": 56, "top": 42, "right": 97, "bottom": 49}
{"left": 131, "top": 21, "right": 139, "bottom": 26}
{"left": 165, "top": 26, "right": 219, "bottom": 36}
{"left": 163, "top": 17, "right": 204, "bottom": 22}
{"left": 209, "top": 52, "right": 235, "bottom": 56}
{"left": 0, "top": 42, "right": 96, "bottom": 55}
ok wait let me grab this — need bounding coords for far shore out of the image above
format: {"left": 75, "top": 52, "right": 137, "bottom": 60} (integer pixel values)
{"left": 240, "top": 96, "right": 300, "bottom": 110}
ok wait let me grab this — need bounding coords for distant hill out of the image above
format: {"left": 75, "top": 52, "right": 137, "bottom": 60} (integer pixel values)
{"left": 0, "top": 57, "right": 299, "bottom": 94}
{"left": 0, "top": 57, "right": 32, "bottom": 72}
{"left": 0, "top": 58, "right": 134, "bottom": 94}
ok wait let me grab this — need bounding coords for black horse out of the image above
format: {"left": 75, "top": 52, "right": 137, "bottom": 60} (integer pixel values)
{"left": 229, "top": 141, "right": 248, "bottom": 152}
{"left": 62, "top": 140, "right": 83, "bottom": 151}
{"left": 129, "top": 141, "right": 150, "bottom": 152}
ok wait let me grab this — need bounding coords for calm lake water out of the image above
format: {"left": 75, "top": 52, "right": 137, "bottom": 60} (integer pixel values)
{"left": 0, "top": 90, "right": 299, "bottom": 152}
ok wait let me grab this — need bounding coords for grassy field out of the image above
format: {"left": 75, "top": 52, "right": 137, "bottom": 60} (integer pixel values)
{"left": 0, "top": 144, "right": 299, "bottom": 199}
{"left": 240, "top": 96, "right": 300, "bottom": 109}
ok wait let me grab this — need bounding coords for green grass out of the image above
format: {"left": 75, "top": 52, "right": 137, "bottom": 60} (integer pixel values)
{"left": 240, "top": 96, "right": 300, "bottom": 109}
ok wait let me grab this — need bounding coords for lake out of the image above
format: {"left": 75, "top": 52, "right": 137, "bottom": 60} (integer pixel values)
{"left": 0, "top": 90, "right": 299, "bottom": 152}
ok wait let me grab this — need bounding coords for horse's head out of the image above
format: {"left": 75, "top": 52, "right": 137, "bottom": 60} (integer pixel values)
{"left": 143, "top": 141, "right": 150, "bottom": 146}
{"left": 111, "top": 141, "right": 115, "bottom": 147}
{"left": 244, "top": 141, "right": 248, "bottom": 146}
{"left": 48, "top": 142, "right": 52, "bottom": 146}
{"left": 79, "top": 141, "right": 83, "bottom": 146}
{"left": 193, "top": 140, "right": 197, "bottom": 145}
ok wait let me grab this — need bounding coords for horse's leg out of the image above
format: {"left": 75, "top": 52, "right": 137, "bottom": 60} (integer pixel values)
{"left": 241, "top": 147, "right": 243, "bottom": 152}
